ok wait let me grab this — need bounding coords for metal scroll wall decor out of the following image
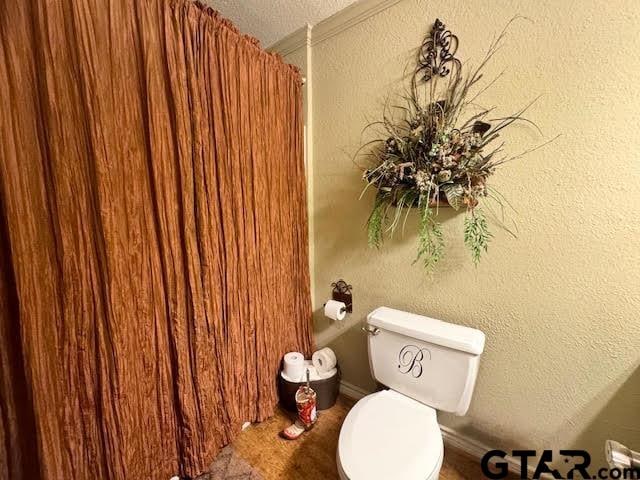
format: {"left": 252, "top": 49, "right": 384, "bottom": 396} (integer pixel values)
{"left": 416, "top": 18, "right": 461, "bottom": 82}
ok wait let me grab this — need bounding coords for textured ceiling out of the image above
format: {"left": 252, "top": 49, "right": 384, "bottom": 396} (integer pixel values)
{"left": 208, "top": 0, "right": 357, "bottom": 47}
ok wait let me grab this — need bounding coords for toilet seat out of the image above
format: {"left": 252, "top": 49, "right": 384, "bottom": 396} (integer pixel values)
{"left": 337, "top": 390, "right": 443, "bottom": 480}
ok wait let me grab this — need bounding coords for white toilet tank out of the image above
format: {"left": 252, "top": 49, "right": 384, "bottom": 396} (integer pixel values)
{"left": 367, "top": 306, "right": 485, "bottom": 415}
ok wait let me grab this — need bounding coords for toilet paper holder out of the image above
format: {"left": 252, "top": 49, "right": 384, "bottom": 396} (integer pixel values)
{"left": 331, "top": 279, "right": 353, "bottom": 313}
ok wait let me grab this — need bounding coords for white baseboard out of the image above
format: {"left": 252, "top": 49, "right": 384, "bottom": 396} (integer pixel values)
{"left": 439, "top": 424, "right": 491, "bottom": 461}
{"left": 339, "top": 379, "right": 371, "bottom": 400}
{"left": 338, "top": 380, "right": 547, "bottom": 479}
{"left": 440, "top": 424, "right": 548, "bottom": 479}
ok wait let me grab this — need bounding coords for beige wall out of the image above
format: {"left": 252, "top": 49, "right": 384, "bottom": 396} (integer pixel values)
{"left": 281, "top": 0, "right": 640, "bottom": 468}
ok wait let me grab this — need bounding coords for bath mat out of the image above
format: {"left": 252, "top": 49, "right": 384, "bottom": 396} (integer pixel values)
{"left": 197, "top": 446, "right": 263, "bottom": 480}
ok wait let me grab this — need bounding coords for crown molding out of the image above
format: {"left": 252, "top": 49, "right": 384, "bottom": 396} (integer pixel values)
{"left": 267, "top": 24, "right": 312, "bottom": 56}
{"left": 268, "top": 0, "right": 403, "bottom": 55}
{"left": 311, "top": 0, "right": 403, "bottom": 46}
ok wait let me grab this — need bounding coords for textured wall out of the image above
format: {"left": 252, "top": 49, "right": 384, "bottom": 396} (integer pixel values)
{"left": 288, "top": 0, "right": 640, "bottom": 468}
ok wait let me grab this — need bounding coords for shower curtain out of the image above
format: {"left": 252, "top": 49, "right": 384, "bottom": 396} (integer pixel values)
{"left": 0, "top": 0, "right": 313, "bottom": 478}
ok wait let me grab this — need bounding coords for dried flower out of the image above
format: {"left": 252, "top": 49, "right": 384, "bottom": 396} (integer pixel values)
{"left": 443, "top": 155, "right": 456, "bottom": 168}
{"left": 437, "top": 170, "right": 452, "bottom": 182}
{"left": 414, "top": 170, "right": 434, "bottom": 192}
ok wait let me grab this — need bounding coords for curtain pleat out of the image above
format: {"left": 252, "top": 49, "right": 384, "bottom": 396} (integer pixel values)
{"left": 0, "top": 0, "right": 313, "bottom": 478}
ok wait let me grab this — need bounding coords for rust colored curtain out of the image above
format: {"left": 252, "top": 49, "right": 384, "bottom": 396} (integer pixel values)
{"left": 0, "top": 1, "right": 313, "bottom": 478}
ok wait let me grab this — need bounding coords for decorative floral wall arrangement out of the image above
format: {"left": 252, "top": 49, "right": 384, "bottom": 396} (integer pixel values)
{"left": 358, "top": 18, "right": 555, "bottom": 270}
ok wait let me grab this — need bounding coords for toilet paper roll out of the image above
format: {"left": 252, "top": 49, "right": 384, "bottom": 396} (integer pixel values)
{"left": 317, "top": 367, "right": 338, "bottom": 380}
{"left": 280, "top": 366, "right": 337, "bottom": 383}
{"left": 280, "top": 370, "right": 299, "bottom": 383}
{"left": 324, "top": 300, "right": 346, "bottom": 321}
{"left": 312, "top": 347, "right": 337, "bottom": 373}
{"left": 283, "top": 352, "right": 304, "bottom": 382}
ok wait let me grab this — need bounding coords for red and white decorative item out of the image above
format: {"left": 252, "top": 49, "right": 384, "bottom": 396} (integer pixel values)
{"left": 281, "top": 369, "right": 318, "bottom": 440}
{"left": 296, "top": 369, "right": 317, "bottom": 428}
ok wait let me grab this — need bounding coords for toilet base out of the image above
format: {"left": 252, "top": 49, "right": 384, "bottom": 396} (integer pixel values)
{"left": 336, "top": 447, "right": 443, "bottom": 480}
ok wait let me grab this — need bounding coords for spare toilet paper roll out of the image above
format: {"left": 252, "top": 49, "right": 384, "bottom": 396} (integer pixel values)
{"left": 280, "top": 366, "right": 337, "bottom": 383}
{"left": 312, "top": 347, "right": 337, "bottom": 373}
{"left": 317, "top": 367, "right": 338, "bottom": 379}
{"left": 283, "top": 352, "right": 304, "bottom": 382}
{"left": 324, "top": 299, "right": 346, "bottom": 321}
{"left": 280, "top": 370, "right": 300, "bottom": 383}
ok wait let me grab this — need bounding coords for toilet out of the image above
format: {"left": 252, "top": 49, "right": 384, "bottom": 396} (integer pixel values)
{"left": 336, "top": 306, "right": 486, "bottom": 480}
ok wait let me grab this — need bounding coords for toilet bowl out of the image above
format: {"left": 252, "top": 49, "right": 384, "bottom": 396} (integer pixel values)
{"left": 337, "top": 390, "right": 443, "bottom": 480}
{"left": 336, "top": 307, "right": 485, "bottom": 480}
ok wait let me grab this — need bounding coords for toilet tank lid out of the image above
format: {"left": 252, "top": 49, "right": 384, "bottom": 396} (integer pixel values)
{"left": 367, "top": 307, "right": 485, "bottom": 355}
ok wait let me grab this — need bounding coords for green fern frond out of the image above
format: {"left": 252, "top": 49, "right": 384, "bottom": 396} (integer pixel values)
{"left": 414, "top": 202, "right": 445, "bottom": 270}
{"left": 464, "top": 210, "right": 492, "bottom": 265}
{"left": 367, "top": 199, "right": 386, "bottom": 248}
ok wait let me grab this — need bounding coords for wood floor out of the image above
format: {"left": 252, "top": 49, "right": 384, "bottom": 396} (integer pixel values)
{"left": 230, "top": 395, "right": 517, "bottom": 479}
